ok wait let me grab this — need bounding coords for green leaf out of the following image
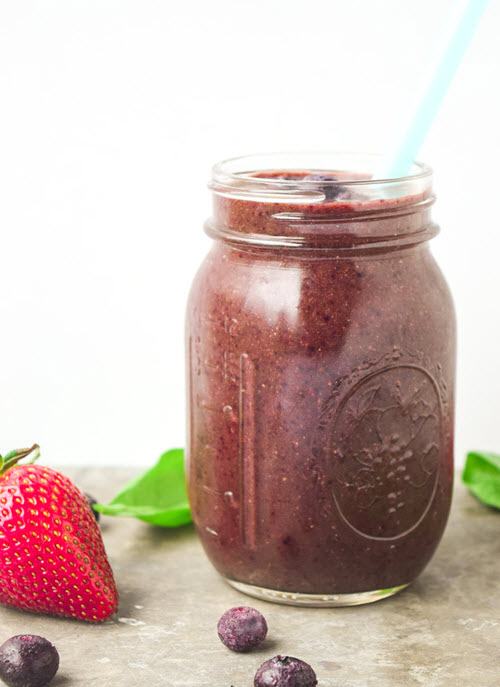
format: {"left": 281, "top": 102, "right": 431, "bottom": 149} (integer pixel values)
{"left": 462, "top": 451, "right": 500, "bottom": 509}
{"left": 94, "top": 448, "right": 192, "bottom": 527}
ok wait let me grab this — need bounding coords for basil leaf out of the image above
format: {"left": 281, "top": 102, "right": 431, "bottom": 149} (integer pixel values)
{"left": 462, "top": 451, "right": 500, "bottom": 509}
{"left": 94, "top": 448, "right": 192, "bottom": 527}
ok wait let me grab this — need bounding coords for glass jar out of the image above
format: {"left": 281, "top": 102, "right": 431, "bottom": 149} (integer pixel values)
{"left": 186, "top": 153, "right": 455, "bottom": 606}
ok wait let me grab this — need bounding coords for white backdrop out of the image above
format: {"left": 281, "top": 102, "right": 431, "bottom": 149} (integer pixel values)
{"left": 0, "top": 0, "right": 498, "bottom": 467}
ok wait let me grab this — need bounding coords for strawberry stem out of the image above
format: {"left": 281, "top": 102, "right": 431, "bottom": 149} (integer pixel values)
{"left": 0, "top": 444, "right": 40, "bottom": 475}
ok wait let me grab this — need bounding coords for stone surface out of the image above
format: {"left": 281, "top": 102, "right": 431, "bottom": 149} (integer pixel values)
{"left": 0, "top": 468, "right": 498, "bottom": 686}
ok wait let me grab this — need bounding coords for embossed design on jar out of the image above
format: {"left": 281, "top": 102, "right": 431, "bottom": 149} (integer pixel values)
{"left": 239, "top": 353, "right": 257, "bottom": 548}
{"left": 325, "top": 358, "right": 443, "bottom": 541}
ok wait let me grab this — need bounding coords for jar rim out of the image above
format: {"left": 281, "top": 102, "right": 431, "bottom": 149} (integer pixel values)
{"left": 208, "top": 152, "right": 436, "bottom": 250}
{"left": 212, "top": 151, "right": 432, "bottom": 187}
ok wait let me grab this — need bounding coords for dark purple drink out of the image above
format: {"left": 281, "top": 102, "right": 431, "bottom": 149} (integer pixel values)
{"left": 186, "top": 154, "right": 455, "bottom": 605}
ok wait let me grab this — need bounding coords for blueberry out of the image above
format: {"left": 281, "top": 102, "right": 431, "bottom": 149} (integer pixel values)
{"left": 0, "top": 635, "right": 60, "bottom": 687}
{"left": 302, "top": 173, "right": 338, "bottom": 182}
{"left": 217, "top": 606, "right": 268, "bottom": 652}
{"left": 302, "top": 173, "right": 346, "bottom": 201}
{"left": 85, "top": 492, "right": 100, "bottom": 523}
{"left": 254, "top": 655, "right": 317, "bottom": 687}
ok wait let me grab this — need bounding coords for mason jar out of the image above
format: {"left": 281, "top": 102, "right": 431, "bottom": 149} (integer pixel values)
{"left": 186, "top": 153, "right": 456, "bottom": 606}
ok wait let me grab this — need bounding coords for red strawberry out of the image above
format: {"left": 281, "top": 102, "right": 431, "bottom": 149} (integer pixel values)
{"left": 0, "top": 445, "right": 118, "bottom": 622}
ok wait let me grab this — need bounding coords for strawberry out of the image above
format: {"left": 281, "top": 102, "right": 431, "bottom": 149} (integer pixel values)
{"left": 0, "top": 445, "right": 118, "bottom": 622}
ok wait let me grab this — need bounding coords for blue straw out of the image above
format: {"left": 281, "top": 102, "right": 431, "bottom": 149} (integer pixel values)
{"left": 384, "top": 0, "right": 491, "bottom": 179}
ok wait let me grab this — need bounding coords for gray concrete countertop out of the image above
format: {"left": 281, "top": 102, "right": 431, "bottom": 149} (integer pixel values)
{"left": 0, "top": 469, "right": 498, "bottom": 686}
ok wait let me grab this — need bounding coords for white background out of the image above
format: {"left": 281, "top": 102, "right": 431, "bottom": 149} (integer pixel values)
{"left": 0, "top": 0, "right": 498, "bottom": 467}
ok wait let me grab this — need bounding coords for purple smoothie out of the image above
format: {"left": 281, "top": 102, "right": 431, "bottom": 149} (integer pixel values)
{"left": 186, "top": 156, "right": 455, "bottom": 604}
